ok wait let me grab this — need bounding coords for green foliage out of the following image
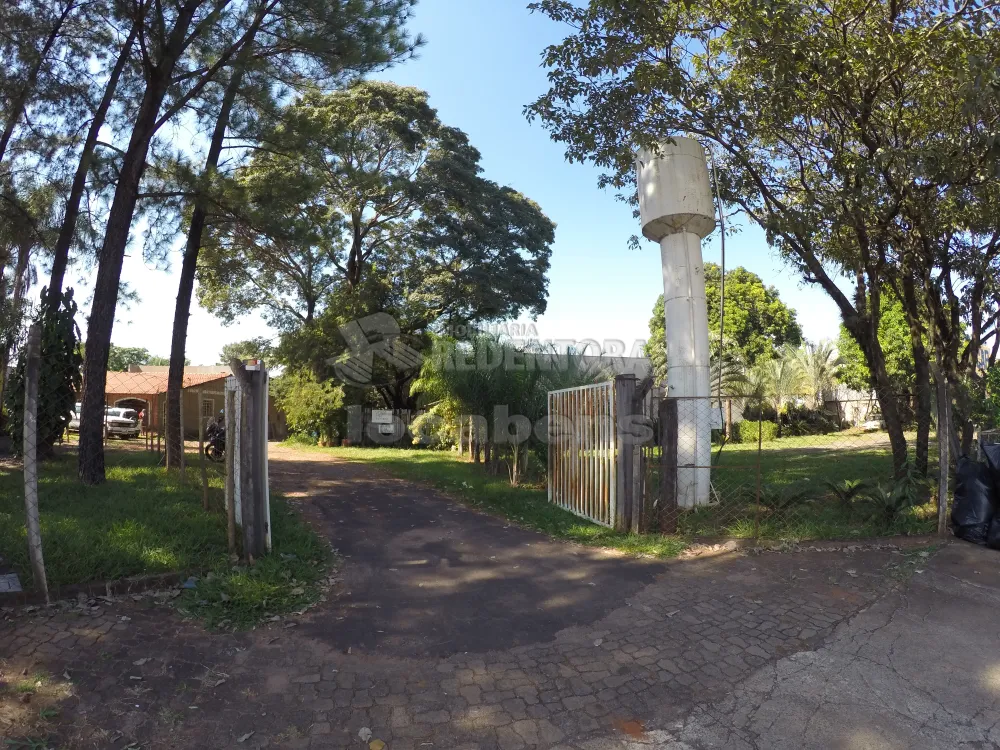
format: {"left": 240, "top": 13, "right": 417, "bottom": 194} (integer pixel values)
{"left": 860, "top": 465, "right": 924, "bottom": 532}
{"left": 980, "top": 365, "right": 1000, "bottom": 430}
{"left": 732, "top": 420, "right": 778, "bottom": 444}
{"left": 784, "top": 405, "right": 841, "bottom": 436}
{"left": 0, "top": 449, "right": 329, "bottom": 629}
{"left": 647, "top": 263, "right": 802, "bottom": 381}
{"left": 218, "top": 337, "right": 274, "bottom": 366}
{"left": 824, "top": 479, "right": 870, "bottom": 512}
{"left": 199, "top": 81, "right": 554, "bottom": 334}
{"left": 794, "top": 341, "right": 841, "bottom": 405}
{"left": 413, "top": 334, "right": 603, "bottom": 484}
{"left": 528, "top": 0, "right": 1000, "bottom": 460}
{"left": 837, "top": 295, "right": 916, "bottom": 392}
{"left": 176, "top": 498, "right": 332, "bottom": 630}
{"left": 4, "top": 288, "right": 82, "bottom": 458}
{"left": 758, "top": 484, "right": 810, "bottom": 511}
{"left": 272, "top": 369, "right": 344, "bottom": 445}
{"left": 104, "top": 344, "right": 178, "bottom": 371}
{"left": 409, "top": 410, "right": 456, "bottom": 450}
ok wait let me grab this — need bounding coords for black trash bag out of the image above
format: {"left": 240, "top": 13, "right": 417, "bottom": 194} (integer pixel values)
{"left": 951, "top": 457, "right": 996, "bottom": 545}
{"left": 988, "top": 517, "right": 1000, "bottom": 551}
{"left": 982, "top": 443, "right": 1000, "bottom": 475}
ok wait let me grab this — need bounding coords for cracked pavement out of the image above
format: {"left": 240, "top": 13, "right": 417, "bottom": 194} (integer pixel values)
{"left": 2, "top": 446, "right": 994, "bottom": 749}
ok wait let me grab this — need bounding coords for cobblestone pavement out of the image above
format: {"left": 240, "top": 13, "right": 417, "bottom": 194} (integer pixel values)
{"left": 1, "top": 447, "right": 914, "bottom": 749}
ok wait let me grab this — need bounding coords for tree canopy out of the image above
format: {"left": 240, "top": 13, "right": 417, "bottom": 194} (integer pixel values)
{"left": 527, "top": 0, "right": 1000, "bottom": 473}
{"left": 198, "top": 81, "right": 554, "bottom": 332}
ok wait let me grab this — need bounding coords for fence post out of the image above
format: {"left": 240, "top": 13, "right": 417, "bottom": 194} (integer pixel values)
{"left": 614, "top": 375, "right": 636, "bottom": 532}
{"left": 22, "top": 323, "right": 49, "bottom": 603}
{"left": 230, "top": 360, "right": 256, "bottom": 561}
{"left": 659, "top": 398, "right": 678, "bottom": 533}
{"left": 225, "top": 385, "right": 237, "bottom": 554}
{"left": 937, "top": 378, "right": 950, "bottom": 535}
{"left": 198, "top": 387, "right": 209, "bottom": 511}
{"left": 753, "top": 411, "right": 764, "bottom": 539}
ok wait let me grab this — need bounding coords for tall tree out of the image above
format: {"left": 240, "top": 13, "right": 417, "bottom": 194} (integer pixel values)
{"left": 162, "top": 0, "right": 418, "bottom": 467}
{"left": 794, "top": 341, "right": 840, "bottom": 408}
{"left": 527, "top": 0, "right": 1000, "bottom": 475}
{"left": 198, "top": 82, "right": 554, "bottom": 407}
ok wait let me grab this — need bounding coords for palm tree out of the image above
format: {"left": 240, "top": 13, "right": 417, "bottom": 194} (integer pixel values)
{"left": 752, "top": 347, "right": 805, "bottom": 436}
{"left": 794, "top": 341, "right": 841, "bottom": 408}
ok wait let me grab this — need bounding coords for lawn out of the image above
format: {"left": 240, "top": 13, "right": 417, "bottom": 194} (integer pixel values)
{"left": 298, "top": 443, "right": 688, "bottom": 558}
{"left": 0, "top": 448, "right": 330, "bottom": 628}
{"left": 304, "top": 428, "right": 940, "bottom": 545}
{"left": 683, "top": 429, "right": 941, "bottom": 538}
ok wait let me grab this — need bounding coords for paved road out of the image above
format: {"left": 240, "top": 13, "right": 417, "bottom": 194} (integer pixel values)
{"left": 1, "top": 445, "right": 995, "bottom": 749}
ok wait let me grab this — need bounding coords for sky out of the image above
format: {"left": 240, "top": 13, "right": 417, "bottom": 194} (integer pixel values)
{"left": 94, "top": 0, "right": 845, "bottom": 366}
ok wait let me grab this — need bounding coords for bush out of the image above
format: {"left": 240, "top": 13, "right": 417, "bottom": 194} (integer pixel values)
{"left": 733, "top": 420, "right": 778, "bottom": 444}
{"left": 410, "top": 411, "right": 456, "bottom": 449}
{"left": 4, "top": 288, "right": 82, "bottom": 458}
{"left": 784, "top": 405, "right": 842, "bottom": 436}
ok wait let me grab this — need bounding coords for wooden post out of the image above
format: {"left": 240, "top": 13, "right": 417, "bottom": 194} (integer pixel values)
{"left": 659, "top": 398, "right": 678, "bottom": 533}
{"left": 251, "top": 363, "right": 269, "bottom": 554}
{"left": 225, "top": 385, "right": 237, "bottom": 554}
{"left": 229, "top": 360, "right": 256, "bottom": 561}
{"left": 937, "top": 378, "right": 950, "bottom": 535}
{"left": 614, "top": 375, "right": 636, "bottom": 532}
{"left": 198, "top": 388, "right": 209, "bottom": 511}
{"left": 753, "top": 411, "right": 764, "bottom": 539}
{"left": 22, "top": 323, "right": 49, "bottom": 603}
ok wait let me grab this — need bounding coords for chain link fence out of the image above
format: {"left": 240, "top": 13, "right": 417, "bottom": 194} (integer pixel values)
{"left": 647, "top": 388, "right": 945, "bottom": 540}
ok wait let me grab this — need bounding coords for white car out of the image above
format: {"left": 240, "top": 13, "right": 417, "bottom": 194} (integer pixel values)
{"left": 67, "top": 404, "right": 141, "bottom": 439}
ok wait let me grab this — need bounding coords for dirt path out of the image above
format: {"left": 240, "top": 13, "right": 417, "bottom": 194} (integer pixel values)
{"left": 1, "top": 445, "right": 918, "bottom": 748}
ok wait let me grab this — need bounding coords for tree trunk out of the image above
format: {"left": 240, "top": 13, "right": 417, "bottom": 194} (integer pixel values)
{"left": 0, "top": 0, "right": 75, "bottom": 166}
{"left": 844, "top": 314, "right": 909, "bottom": 477}
{"left": 166, "top": 47, "right": 253, "bottom": 467}
{"left": 899, "top": 273, "right": 932, "bottom": 476}
{"left": 78, "top": 1, "right": 202, "bottom": 484}
{"left": 47, "top": 24, "right": 137, "bottom": 313}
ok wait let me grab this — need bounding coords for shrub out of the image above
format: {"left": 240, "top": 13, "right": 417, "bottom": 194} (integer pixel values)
{"left": 784, "top": 405, "right": 842, "bottom": 435}
{"left": 410, "top": 411, "right": 456, "bottom": 450}
{"left": 733, "top": 420, "right": 778, "bottom": 444}
{"left": 4, "top": 288, "right": 82, "bottom": 458}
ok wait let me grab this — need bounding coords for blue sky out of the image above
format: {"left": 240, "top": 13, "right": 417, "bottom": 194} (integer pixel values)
{"left": 105, "top": 0, "right": 843, "bottom": 365}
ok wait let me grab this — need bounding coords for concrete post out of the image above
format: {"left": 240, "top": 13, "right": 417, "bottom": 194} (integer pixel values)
{"left": 637, "top": 138, "right": 715, "bottom": 507}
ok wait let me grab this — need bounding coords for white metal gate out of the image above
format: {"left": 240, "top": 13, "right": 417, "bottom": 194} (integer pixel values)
{"left": 547, "top": 381, "right": 617, "bottom": 526}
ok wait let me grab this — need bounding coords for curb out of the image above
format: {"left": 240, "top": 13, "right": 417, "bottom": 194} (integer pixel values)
{"left": 0, "top": 571, "right": 185, "bottom": 608}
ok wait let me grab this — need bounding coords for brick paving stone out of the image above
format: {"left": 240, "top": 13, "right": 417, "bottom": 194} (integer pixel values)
{"left": 0, "top": 446, "right": 906, "bottom": 750}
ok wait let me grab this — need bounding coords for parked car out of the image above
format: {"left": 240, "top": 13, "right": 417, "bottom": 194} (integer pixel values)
{"left": 105, "top": 407, "right": 141, "bottom": 439}
{"left": 67, "top": 405, "right": 141, "bottom": 439}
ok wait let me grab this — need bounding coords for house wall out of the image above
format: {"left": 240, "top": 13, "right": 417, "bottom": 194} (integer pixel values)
{"left": 105, "top": 383, "right": 287, "bottom": 440}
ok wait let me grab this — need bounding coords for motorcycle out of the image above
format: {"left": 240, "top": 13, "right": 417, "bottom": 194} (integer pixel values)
{"left": 204, "top": 422, "right": 225, "bottom": 463}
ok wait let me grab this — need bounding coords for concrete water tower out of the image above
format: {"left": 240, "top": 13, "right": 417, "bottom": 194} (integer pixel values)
{"left": 636, "top": 138, "right": 715, "bottom": 508}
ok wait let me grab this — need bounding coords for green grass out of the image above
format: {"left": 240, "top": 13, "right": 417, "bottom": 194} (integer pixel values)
{"left": 682, "top": 430, "right": 940, "bottom": 539}
{"left": 288, "top": 443, "right": 687, "bottom": 559}
{"left": 0, "top": 449, "right": 330, "bottom": 629}
{"left": 294, "top": 428, "right": 940, "bottom": 545}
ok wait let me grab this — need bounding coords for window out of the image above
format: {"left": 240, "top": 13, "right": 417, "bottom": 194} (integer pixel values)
{"left": 202, "top": 399, "right": 215, "bottom": 418}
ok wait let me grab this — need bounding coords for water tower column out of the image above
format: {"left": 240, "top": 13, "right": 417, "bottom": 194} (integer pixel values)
{"left": 636, "top": 138, "right": 715, "bottom": 508}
